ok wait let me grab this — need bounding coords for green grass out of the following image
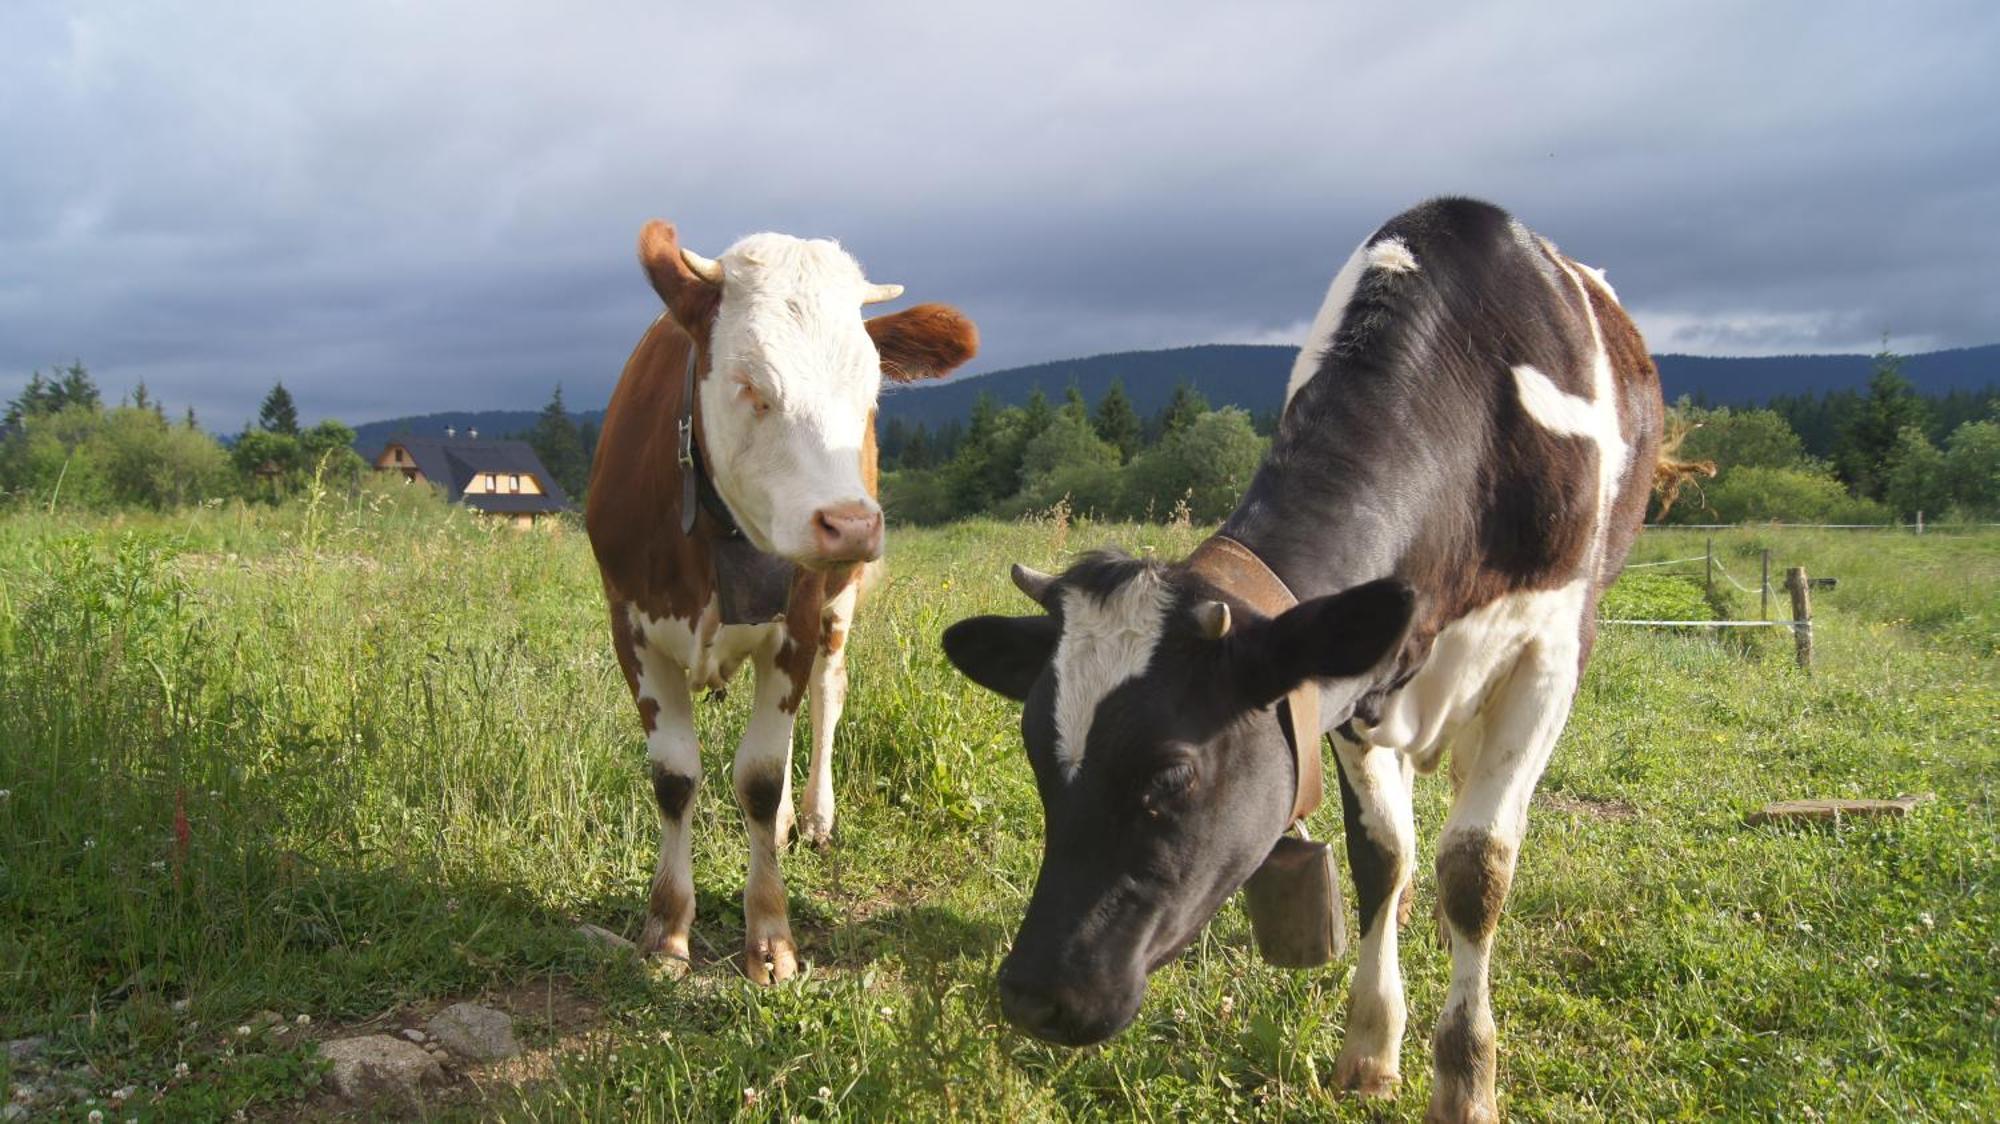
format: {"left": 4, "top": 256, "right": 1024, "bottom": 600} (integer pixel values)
{"left": 1, "top": 494, "right": 1995, "bottom": 1121}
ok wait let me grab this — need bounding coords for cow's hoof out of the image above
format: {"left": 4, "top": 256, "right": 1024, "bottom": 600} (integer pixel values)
{"left": 1334, "top": 1053, "right": 1400, "bottom": 1100}
{"left": 1423, "top": 1093, "right": 1499, "bottom": 1124}
{"left": 797, "top": 816, "right": 835, "bottom": 851}
{"left": 744, "top": 937, "right": 798, "bottom": 985}
{"left": 648, "top": 952, "right": 692, "bottom": 981}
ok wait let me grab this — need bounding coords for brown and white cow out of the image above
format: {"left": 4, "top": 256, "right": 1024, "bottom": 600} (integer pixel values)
{"left": 588, "top": 221, "right": 976, "bottom": 982}
{"left": 942, "top": 198, "right": 1664, "bottom": 1121}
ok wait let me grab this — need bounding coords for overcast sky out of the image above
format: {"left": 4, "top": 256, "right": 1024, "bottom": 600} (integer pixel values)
{"left": 2, "top": 1, "right": 1995, "bottom": 431}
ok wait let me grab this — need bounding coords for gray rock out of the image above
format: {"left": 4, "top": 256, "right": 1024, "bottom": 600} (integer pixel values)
{"left": 399, "top": 1028, "right": 427, "bottom": 1044}
{"left": 317, "top": 1035, "right": 444, "bottom": 1103}
{"left": 575, "top": 923, "right": 635, "bottom": 952}
{"left": 3, "top": 1039, "right": 44, "bottom": 1065}
{"left": 2, "top": 1102, "right": 27, "bottom": 1121}
{"left": 424, "top": 1003, "right": 519, "bottom": 1061}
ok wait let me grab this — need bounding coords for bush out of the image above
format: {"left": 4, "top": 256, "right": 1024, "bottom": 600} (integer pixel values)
{"left": 1700, "top": 464, "right": 1891, "bottom": 525}
{"left": 1009, "top": 415, "right": 1123, "bottom": 517}
{"left": 1119, "top": 407, "right": 1266, "bottom": 522}
{"left": 880, "top": 469, "right": 959, "bottom": 525}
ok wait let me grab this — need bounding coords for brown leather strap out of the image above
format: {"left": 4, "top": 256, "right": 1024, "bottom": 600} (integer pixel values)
{"left": 1184, "top": 535, "right": 1324, "bottom": 825}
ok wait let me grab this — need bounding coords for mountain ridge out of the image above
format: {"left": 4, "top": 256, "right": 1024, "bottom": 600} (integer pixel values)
{"left": 350, "top": 342, "right": 2000, "bottom": 454}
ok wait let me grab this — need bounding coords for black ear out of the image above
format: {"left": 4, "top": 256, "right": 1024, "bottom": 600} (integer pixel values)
{"left": 1229, "top": 578, "right": 1415, "bottom": 708}
{"left": 942, "top": 614, "right": 1060, "bottom": 701}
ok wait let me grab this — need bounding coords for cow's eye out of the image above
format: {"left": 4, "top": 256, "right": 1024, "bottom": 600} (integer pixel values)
{"left": 732, "top": 373, "right": 771, "bottom": 417}
{"left": 1140, "top": 761, "right": 1197, "bottom": 814}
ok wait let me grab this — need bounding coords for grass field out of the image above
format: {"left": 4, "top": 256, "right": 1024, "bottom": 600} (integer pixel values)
{"left": 2, "top": 487, "right": 1995, "bottom": 1121}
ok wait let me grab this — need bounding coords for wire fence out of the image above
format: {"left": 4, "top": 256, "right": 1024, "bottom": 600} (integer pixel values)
{"left": 1604, "top": 541, "right": 1818, "bottom": 667}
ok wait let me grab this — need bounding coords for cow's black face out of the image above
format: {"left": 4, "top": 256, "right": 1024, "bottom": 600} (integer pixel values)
{"left": 942, "top": 553, "right": 1412, "bottom": 1047}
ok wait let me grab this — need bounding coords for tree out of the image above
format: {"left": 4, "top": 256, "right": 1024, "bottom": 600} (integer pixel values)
{"left": 527, "top": 384, "right": 589, "bottom": 496}
{"left": 1021, "top": 386, "right": 1055, "bottom": 442}
{"left": 53, "top": 361, "right": 100, "bottom": 413}
{"left": 257, "top": 381, "right": 301, "bottom": 436}
{"left": 1944, "top": 417, "right": 2000, "bottom": 518}
{"left": 301, "top": 419, "right": 365, "bottom": 485}
{"left": 901, "top": 423, "right": 935, "bottom": 470}
{"left": 945, "top": 394, "right": 1032, "bottom": 514}
{"left": 1674, "top": 403, "right": 1805, "bottom": 473}
{"left": 1834, "top": 347, "right": 1928, "bottom": 499}
{"left": 3, "top": 371, "right": 54, "bottom": 426}
{"left": 1093, "top": 378, "right": 1141, "bottom": 463}
{"left": 1013, "top": 413, "right": 1123, "bottom": 515}
{"left": 231, "top": 428, "right": 302, "bottom": 499}
{"left": 1882, "top": 426, "right": 1949, "bottom": 520}
{"left": 1061, "top": 384, "right": 1089, "bottom": 425}
{"left": 1122, "top": 407, "right": 1265, "bottom": 522}
{"left": 1156, "top": 380, "right": 1210, "bottom": 439}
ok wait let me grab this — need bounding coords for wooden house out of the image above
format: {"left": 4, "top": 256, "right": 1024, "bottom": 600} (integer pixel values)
{"left": 373, "top": 433, "right": 572, "bottom": 527}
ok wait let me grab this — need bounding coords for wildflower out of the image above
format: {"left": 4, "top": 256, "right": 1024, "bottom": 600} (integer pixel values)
{"left": 89, "top": 1112, "right": 105, "bottom": 1124}
{"left": 294, "top": 1014, "right": 311, "bottom": 1025}
{"left": 743, "top": 1088, "right": 760, "bottom": 1108}
{"left": 175, "top": 1062, "right": 190, "bottom": 1079}
{"left": 1919, "top": 912, "right": 1935, "bottom": 930}
{"left": 235, "top": 1025, "right": 252, "bottom": 1037}
{"left": 818, "top": 1086, "right": 834, "bottom": 1100}
{"left": 0, "top": 790, "right": 10, "bottom": 800}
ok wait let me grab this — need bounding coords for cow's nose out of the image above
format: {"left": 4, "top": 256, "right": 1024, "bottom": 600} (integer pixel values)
{"left": 997, "top": 975, "right": 1063, "bottom": 1039}
{"left": 810, "top": 501, "right": 883, "bottom": 563}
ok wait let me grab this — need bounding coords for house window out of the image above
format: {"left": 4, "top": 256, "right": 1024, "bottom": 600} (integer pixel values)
{"left": 484, "top": 473, "right": 497, "bottom": 491}
{"left": 509, "top": 474, "right": 521, "bottom": 493}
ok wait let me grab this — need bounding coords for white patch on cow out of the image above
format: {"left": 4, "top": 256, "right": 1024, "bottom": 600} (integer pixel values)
{"left": 1348, "top": 582, "right": 1588, "bottom": 771}
{"left": 1051, "top": 571, "right": 1173, "bottom": 777}
{"left": 1574, "top": 261, "right": 1616, "bottom": 301}
{"left": 1283, "top": 237, "right": 1372, "bottom": 409}
{"left": 1366, "top": 237, "right": 1419, "bottom": 274}
{"left": 698, "top": 233, "right": 885, "bottom": 563}
{"left": 631, "top": 601, "right": 784, "bottom": 695}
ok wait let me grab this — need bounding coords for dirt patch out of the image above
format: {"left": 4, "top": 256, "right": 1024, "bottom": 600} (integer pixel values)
{"left": 1535, "top": 791, "right": 1640, "bottom": 822}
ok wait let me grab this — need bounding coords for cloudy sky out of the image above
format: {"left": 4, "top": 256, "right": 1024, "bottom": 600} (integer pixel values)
{"left": 2, "top": 1, "right": 1994, "bottom": 430}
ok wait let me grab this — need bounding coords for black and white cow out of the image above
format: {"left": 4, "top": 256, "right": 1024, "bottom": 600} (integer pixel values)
{"left": 943, "top": 198, "right": 1664, "bottom": 1122}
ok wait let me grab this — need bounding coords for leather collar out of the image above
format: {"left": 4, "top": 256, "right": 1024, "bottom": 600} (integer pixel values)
{"left": 678, "top": 341, "right": 746, "bottom": 540}
{"left": 1183, "top": 534, "right": 1324, "bottom": 826}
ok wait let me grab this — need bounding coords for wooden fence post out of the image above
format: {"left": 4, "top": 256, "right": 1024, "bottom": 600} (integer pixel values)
{"left": 1760, "top": 549, "right": 1772, "bottom": 620}
{"left": 1916, "top": 510, "right": 1925, "bottom": 535}
{"left": 1786, "top": 565, "right": 1813, "bottom": 671}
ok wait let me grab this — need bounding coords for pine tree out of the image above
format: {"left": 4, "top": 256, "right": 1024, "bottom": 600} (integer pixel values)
{"left": 4, "top": 371, "right": 53, "bottom": 426}
{"left": 528, "top": 384, "right": 589, "bottom": 496}
{"left": 1062, "top": 384, "right": 1089, "bottom": 425}
{"left": 54, "top": 361, "right": 100, "bottom": 412}
{"left": 1093, "top": 378, "right": 1141, "bottom": 463}
{"left": 184, "top": 405, "right": 200, "bottom": 431}
{"left": 1158, "top": 380, "right": 1210, "bottom": 438}
{"left": 1835, "top": 345, "right": 1929, "bottom": 500}
{"left": 257, "top": 381, "right": 301, "bottom": 435}
{"left": 902, "top": 423, "right": 934, "bottom": 469}
{"left": 1021, "top": 386, "right": 1055, "bottom": 440}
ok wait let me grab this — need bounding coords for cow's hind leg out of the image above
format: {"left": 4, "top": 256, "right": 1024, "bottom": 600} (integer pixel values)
{"left": 1426, "top": 642, "right": 1578, "bottom": 1124}
{"left": 735, "top": 634, "right": 808, "bottom": 984}
{"left": 1332, "top": 734, "right": 1417, "bottom": 1098}
{"left": 800, "top": 576, "right": 859, "bottom": 848}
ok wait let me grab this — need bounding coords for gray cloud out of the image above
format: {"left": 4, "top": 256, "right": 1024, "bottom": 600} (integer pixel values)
{"left": 2, "top": 0, "right": 1994, "bottom": 429}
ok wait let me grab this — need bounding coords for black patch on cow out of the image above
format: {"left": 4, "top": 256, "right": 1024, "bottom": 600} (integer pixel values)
{"left": 713, "top": 536, "right": 795, "bottom": 624}
{"left": 1433, "top": 1003, "right": 1493, "bottom": 1088}
{"left": 651, "top": 764, "right": 695, "bottom": 821}
{"left": 1437, "top": 832, "right": 1512, "bottom": 943}
{"left": 1335, "top": 751, "right": 1398, "bottom": 939}
{"left": 737, "top": 767, "right": 785, "bottom": 824}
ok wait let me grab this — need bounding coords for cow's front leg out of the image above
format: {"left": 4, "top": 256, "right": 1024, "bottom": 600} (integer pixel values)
{"left": 1332, "top": 735, "right": 1417, "bottom": 1099}
{"left": 1427, "top": 644, "right": 1576, "bottom": 1124}
{"left": 629, "top": 621, "right": 701, "bottom": 973}
{"left": 735, "top": 632, "right": 808, "bottom": 984}
{"left": 800, "top": 574, "right": 860, "bottom": 848}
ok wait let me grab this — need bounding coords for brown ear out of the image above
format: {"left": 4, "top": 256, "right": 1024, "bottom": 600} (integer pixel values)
{"left": 866, "top": 304, "right": 979, "bottom": 382}
{"left": 637, "top": 220, "right": 722, "bottom": 337}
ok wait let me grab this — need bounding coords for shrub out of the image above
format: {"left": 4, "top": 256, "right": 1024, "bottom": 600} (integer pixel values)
{"left": 1701, "top": 464, "right": 1891, "bottom": 525}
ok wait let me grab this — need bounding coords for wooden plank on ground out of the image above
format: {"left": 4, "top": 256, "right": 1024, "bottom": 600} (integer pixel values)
{"left": 1745, "top": 794, "right": 1935, "bottom": 826}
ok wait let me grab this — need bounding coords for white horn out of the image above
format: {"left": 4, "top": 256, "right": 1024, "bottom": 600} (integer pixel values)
{"left": 680, "top": 246, "right": 723, "bottom": 284}
{"left": 1011, "top": 564, "right": 1055, "bottom": 606}
{"left": 861, "top": 282, "right": 905, "bottom": 305}
{"left": 1194, "top": 600, "right": 1232, "bottom": 640}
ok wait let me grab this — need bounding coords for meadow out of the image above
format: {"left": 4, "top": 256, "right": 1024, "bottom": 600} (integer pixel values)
{"left": 1, "top": 484, "right": 1994, "bottom": 1121}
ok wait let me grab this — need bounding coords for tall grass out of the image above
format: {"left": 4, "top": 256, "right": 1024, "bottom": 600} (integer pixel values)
{"left": 1, "top": 503, "right": 1993, "bottom": 1120}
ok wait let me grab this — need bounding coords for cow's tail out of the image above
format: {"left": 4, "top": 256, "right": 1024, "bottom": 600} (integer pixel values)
{"left": 1651, "top": 412, "right": 1717, "bottom": 518}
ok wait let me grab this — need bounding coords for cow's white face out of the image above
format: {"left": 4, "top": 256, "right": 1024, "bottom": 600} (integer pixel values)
{"left": 700, "top": 234, "right": 888, "bottom": 567}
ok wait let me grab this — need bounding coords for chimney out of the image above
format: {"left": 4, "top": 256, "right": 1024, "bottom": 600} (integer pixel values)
{"left": 469, "top": 427, "right": 479, "bottom": 440}
{"left": 446, "top": 426, "right": 457, "bottom": 438}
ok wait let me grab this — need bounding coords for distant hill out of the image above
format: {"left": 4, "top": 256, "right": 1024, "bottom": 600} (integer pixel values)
{"left": 352, "top": 342, "right": 1999, "bottom": 452}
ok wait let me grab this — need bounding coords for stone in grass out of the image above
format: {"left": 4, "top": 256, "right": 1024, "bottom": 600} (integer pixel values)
{"left": 575, "top": 923, "right": 636, "bottom": 953}
{"left": 4, "top": 1038, "right": 45, "bottom": 1065}
{"left": 318, "top": 1035, "right": 444, "bottom": 1104}
{"left": 1745, "top": 794, "right": 1934, "bottom": 826}
{"left": 425, "top": 1003, "right": 520, "bottom": 1062}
